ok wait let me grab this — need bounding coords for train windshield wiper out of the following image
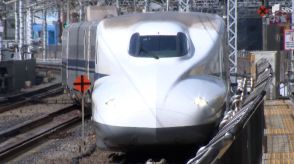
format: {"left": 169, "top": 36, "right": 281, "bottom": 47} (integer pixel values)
{"left": 139, "top": 47, "right": 159, "bottom": 60}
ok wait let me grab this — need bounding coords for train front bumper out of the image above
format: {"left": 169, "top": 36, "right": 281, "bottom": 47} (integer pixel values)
{"left": 93, "top": 121, "right": 216, "bottom": 150}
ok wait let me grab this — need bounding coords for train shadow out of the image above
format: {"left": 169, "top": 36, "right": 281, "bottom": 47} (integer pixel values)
{"left": 109, "top": 144, "right": 203, "bottom": 163}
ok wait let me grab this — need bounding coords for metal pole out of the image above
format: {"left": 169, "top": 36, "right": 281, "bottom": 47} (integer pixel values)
{"left": 15, "top": 1, "right": 18, "bottom": 50}
{"left": 58, "top": 6, "right": 62, "bottom": 45}
{"left": 87, "top": 26, "right": 91, "bottom": 77}
{"left": 42, "top": 9, "right": 47, "bottom": 60}
{"left": 144, "top": 0, "right": 149, "bottom": 12}
{"left": 116, "top": 0, "right": 119, "bottom": 9}
{"left": 67, "top": 0, "right": 70, "bottom": 25}
{"left": 19, "top": 0, "right": 23, "bottom": 60}
{"left": 166, "top": 0, "right": 169, "bottom": 11}
{"left": 82, "top": 93, "right": 85, "bottom": 152}
{"left": 0, "top": 20, "right": 2, "bottom": 62}
{"left": 79, "top": 0, "right": 84, "bottom": 22}
{"left": 133, "top": 0, "right": 136, "bottom": 12}
{"left": 26, "top": 7, "right": 32, "bottom": 59}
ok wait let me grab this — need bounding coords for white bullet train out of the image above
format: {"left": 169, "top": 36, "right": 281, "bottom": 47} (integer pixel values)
{"left": 62, "top": 11, "right": 229, "bottom": 150}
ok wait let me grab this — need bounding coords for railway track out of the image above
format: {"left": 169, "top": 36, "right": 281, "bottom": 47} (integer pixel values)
{"left": 74, "top": 144, "right": 199, "bottom": 164}
{"left": 0, "top": 83, "right": 64, "bottom": 113}
{"left": 0, "top": 105, "right": 81, "bottom": 162}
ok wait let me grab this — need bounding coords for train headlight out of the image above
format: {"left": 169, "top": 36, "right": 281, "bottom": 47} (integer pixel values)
{"left": 194, "top": 97, "right": 208, "bottom": 107}
{"left": 105, "top": 98, "right": 116, "bottom": 109}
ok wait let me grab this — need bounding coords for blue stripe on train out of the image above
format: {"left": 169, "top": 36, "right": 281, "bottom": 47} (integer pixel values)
{"left": 66, "top": 66, "right": 96, "bottom": 73}
{"left": 94, "top": 73, "right": 107, "bottom": 80}
{"left": 62, "top": 59, "right": 95, "bottom": 68}
{"left": 66, "top": 67, "right": 107, "bottom": 80}
{"left": 62, "top": 59, "right": 108, "bottom": 80}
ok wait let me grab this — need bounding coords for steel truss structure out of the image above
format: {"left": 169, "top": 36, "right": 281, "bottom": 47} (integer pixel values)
{"left": 227, "top": 0, "right": 237, "bottom": 84}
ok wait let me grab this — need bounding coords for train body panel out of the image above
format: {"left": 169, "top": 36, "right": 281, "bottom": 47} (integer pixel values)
{"left": 91, "top": 12, "right": 229, "bottom": 149}
{"left": 94, "top": 120, "right": 217, "bottom": 150}
{"left": 62, "top": 21, "right": 100, "bottom": 99}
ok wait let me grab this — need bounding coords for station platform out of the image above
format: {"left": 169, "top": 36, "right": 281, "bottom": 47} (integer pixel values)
{"left": 262, "top": 100, "right": 294, "bottom": 163}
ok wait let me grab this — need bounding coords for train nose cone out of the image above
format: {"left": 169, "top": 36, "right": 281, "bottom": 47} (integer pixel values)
{"left": 92, "top": 75, "right": 227, "bottom": 149}
{"left": 92, "top": 75, "right": 157, "bottom": 128}
{"left": 159, "top": 75, "right": 227, "bottom": 126}
{"left": 92, "top": 74, "right": 226, "bottom": 128}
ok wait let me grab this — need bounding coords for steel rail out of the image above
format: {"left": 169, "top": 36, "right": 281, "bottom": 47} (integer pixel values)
{"left": 0, "top": 105, "right": 81, "bottom": 161}
{"left": 0, "top": 83, "right": 63, "bottom": 113}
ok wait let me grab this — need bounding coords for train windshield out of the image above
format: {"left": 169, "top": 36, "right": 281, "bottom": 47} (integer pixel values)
{"left": 129, "top": 32, "right": 188, "bottom": 59}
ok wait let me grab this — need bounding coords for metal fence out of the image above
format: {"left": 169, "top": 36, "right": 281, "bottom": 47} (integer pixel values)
{"left": 187, "top": 58, "right": 272, "bottom": 164}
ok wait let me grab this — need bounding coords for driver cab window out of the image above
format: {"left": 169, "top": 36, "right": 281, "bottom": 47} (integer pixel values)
{"left": 129, "top": 32, "right": 188, "bottom": 58}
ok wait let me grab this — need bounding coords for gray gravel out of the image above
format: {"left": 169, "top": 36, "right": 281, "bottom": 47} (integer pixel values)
{"left": 10, "top": 120, "right": 113, "bottom": 164}
{"left": 0, "top": 94, "right": 73, "bottom": 132}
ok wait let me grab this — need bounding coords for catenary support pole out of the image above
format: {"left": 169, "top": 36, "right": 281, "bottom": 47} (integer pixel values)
{"left": 227, "top": 0, "right": 238, "bottom": 93}
{"left": 19, "top": 0, "right": 23, "bottom": 60}
{"left": 26, "top": 7, "right": 32, "bottom": 59}
{"left": 15, "top": 1, "right": 19, "bottom": 59}
{"left": 67, "top": 0, "right": 70, "bottom": 24}
{"left": 42, "top": 7, "right": 47, "bottom": 60}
